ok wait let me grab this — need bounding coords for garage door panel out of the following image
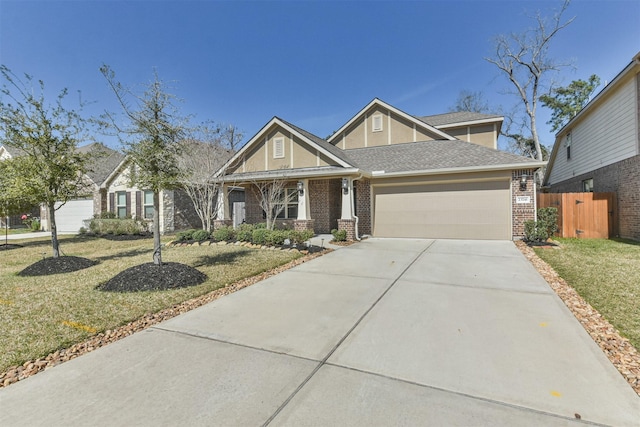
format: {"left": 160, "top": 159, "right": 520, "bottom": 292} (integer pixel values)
{"left": 54, "top": 199, "right": 94, "bottom": 232}
{"left": 373, "top": 181, "right": 510, "bottom": 240}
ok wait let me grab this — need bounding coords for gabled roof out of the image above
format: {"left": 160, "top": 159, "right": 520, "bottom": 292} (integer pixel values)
{"left": 345, "top": 139, "right": 544, "bottom": 176}
{"left": 326, "top": 98, "right": 456, "bottom": 143}
{"left": 216, "top": 117, "right": 355, "bottom": 177}
{"left": 0, "top": 144, "right": 25, "bottom": 159}
{"left": 418, "top": 111, "right": 503, "bottom": 128}
{"left": 78, "top": 143, "right": 125, "bottom": 186}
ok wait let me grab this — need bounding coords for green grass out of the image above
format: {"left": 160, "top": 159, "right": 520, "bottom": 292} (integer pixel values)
{"left": 534, "top": 238, "right": 640, "bottom": 349}
{"left": 0, "top": 227, "right": 36, "bottom": 236}
{"left": 0, "top": 235, "right": 302, "bottom": 372}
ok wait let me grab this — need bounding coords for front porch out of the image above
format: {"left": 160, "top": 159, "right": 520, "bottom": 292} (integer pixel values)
{"left": 216, "top": 177, "right": 371, "bottom": 241}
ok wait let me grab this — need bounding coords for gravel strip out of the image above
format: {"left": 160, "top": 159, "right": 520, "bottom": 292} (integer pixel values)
{"left": 516, "top": 240, "right": 640, "bottom": 396}
{"left": 0, "top": 249, "right": 330, "bottom": 388}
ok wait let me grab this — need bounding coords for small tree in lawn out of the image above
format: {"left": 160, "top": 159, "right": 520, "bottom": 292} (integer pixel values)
{"left": 0, "top": 158, "right": 41, "bottom": 246}
{"left": 0, "top": 66, "right": 93, "bottom": 257}
{"left": 251, "top": 174, "right": 297, "bottom": 231}
{"left": 100, "top": 65, "right": 187, "bottom": 265}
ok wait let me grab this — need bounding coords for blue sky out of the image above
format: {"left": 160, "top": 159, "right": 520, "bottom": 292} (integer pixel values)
{"left": 1, "top": 0, "right": 638, "bottom": 151}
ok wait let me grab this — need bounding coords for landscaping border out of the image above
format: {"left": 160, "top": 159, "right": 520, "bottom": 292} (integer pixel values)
{"left": 0, "top": 248, "right": 331, "bottom": 388}
{"left": 516, "top": 241, "right": 640, "bottom": 396}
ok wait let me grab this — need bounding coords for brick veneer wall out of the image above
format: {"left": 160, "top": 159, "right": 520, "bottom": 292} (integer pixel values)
{"left": 309, "top": 179, "right": 341, "bottom": 234}
{"left": 512, "top": 169, "right": 536, "bottom": 239}
{"left": 337, "top": 219, "right": 356, "bottom": 241}
{"left": 548, "top": 155, "right": 640, "bottom": 240}
{"left": 355, "top": 179, "right": 371, "bottom": 235}
{"left": 244, "top": 184, "right": 264, "bottom": 225}
{"left": 173, "top": 188, "right": 202, "bottom": 230}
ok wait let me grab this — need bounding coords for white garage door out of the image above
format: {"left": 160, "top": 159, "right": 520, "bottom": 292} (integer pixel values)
{"left": 54, "top": 199, "right": 94, "bottom": 233}
{"left": 373, "top": 180, "right": 511, "bottom": 240}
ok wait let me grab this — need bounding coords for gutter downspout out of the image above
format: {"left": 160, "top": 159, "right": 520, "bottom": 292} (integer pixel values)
{"left": 351, "top": 174, "right": 363, "bottom": 241}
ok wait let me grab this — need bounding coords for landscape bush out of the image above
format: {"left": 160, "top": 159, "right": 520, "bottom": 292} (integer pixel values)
{"left": 331, "top": 228, "right": 347, "bottom": 242}
{"left": 176, "top": 229, "right": 198, "bottom": 242}
{"left": 235, "top": 224, "right": 254, "bottom": 242}
{"left": 191, "top": 229, "right": 211, "bottom": 242}
{"left": 212, "top": 226, "right": 235, "bottom": 242}
{"left": 291, "top": 229, "right": 314, "bottom": 245}
{"left": 251, "top": 228, "right": 270, "bottom": 245}
{"left": 524, "top": 207, "right": 559, "bottom": 242}
{"left": 89, "top": 218, "right": 147, "bottom": 235}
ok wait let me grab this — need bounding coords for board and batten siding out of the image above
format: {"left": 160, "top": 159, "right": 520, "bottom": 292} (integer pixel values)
{"left": 548, "top": 76, "right": 639, "bottom": 185}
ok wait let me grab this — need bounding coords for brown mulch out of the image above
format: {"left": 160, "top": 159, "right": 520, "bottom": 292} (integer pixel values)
{"left": 0, "top": 249, "right": 330, "bottom": 388}
{"left": 516, "top": 240, "right": 640, "bottom": 396}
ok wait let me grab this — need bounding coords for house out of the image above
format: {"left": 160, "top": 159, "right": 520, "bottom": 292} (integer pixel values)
{"left": 37, "top": 143, "right": 125, "bottom": 232}
{"left": 102, "top": 143, "right": 242, "bottom": 233}
{"left": 543, "top": 51, "right": 640, "bottom": 240}
{"left": 215, "top": 98, "right": 545, "bottom": 240}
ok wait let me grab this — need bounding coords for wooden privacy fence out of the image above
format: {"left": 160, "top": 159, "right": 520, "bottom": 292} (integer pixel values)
{"left": 537, "top": 192, "right": 617, "bottom": 238}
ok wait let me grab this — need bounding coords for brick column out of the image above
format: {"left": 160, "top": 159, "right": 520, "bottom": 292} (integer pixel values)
{"left": 294, "top": 219, "right": 315, "bottom": 232}
{"left": 337, "top": 218, "right": 356, "bottom": 241}
{"left": 512, "top": 169, "right": 536, "bottom": 239}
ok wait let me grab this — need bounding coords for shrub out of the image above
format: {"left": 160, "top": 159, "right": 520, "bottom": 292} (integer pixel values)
{"left": 88, "top": 218, "right": 147, "bottom": 236}
{"left": 192, "top": 229, "right": 211, "bottom": 242}
{"left": 176, "top": 229, "right": 197, "bottom": 242}
{"left": 266, "top": 229, "right": 290, "bottom": 246}
{"left": 252, "top": 228, "right": 269, "bottom": 245}
{"left": 213, "top": 226, "right": 235, "bottom": 242}
{"left": 291, "top": 230, "right": 314, "bottom": 245}
{"left": 97, "top": 211, "right": 116, "bottom": 219}
{"left": 236, "top": 224, "right": 254, "bottom": 242}
{"left": 78, "top": 227, "right": 87, "bottom": 235}
{"left": 524, "top": 220, "right": 548, "bottom": 242}
{"left": 254, "top": 222, "right": 267, "bottom": 229}
{"left": 29, "top": 218, "right": 41, "bottom": 231}
{"left": 331, "top": 228, "right": 347, "bottom": 242}
{"left": 524, "top": 207, "right": 559, "bottom": 243}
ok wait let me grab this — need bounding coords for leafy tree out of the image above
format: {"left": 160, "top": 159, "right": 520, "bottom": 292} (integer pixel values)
{"left": 449, "top": 90, "right": 491, "bottom": 113}
{"left": 485, "top": 0, "right": 574, "bottom": 163}
{"left": 540, "top": 74, "right": 600, "bottom": 132}
{"left": 101, "top": 65, "right": 188, "bottom": 265}
{"left": 0, "top": 66, "right": 93, "bottom": 257}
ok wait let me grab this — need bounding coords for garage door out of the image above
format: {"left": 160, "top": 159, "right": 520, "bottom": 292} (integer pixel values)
{"left": 373, "top": 180, "right": 511, "bottom": 240}
{"left": 54, "top": 199, "right": 94, "bottom": 233}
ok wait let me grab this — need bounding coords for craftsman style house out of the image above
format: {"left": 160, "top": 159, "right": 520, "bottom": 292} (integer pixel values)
{"left": 215, "top": 99, "right": 544, "bottom": 240}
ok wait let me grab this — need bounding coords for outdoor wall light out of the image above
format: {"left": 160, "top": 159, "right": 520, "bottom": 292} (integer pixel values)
{"left": 341, "top": 178, "right": 349, "bottom": 194}
{"left": 520, "top": 174, "right": 528, "bottom": 191}
{"left": 297, "top": 181, "right": 304, "bottom": 196}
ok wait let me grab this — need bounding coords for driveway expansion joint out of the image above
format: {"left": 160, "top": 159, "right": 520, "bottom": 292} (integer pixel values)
{"left": 262, "top": 240, "right": 436, "bottom": 426}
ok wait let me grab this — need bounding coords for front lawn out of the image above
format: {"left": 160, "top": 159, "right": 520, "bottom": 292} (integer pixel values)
{"left": 534, "top": 238, "right": 640, "bottom": 350}
{"left": 0, "top": 235, "right": 302, "bottom": 373}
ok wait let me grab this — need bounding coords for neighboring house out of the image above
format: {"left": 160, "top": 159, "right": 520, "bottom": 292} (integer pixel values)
{"left": 102, "top": 143, "right": 241, "bottom": 233}
{"left": 215, "top": 98, "right": 545, "bottom": 240}
{"left": 544, "top": 51, "right": 640, "bottom": 240}
{"left": 39, "top": 143, "right": 125, "bottom": 232}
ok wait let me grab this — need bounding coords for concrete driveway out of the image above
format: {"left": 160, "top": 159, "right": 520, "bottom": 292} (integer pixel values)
{"left": 1, "top": 238, "right": 639, "bottom": 426}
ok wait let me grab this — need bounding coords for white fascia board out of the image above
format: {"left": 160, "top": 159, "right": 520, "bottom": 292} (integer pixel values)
{"left": 369, "top": 162, "right": 547, "bottom": 179}
{"left": 217, "top": 167, "right": 362, "bottom": 183}
{"left": 327, "top": 98, "right": 456, "bottom": 143}
{"left": 435, "top": 117, "right": 504, "bottom": 129}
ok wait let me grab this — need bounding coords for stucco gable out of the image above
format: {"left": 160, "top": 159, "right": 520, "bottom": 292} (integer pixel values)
{"left": 218, "top": 117, "right": 354, "bottom": 176}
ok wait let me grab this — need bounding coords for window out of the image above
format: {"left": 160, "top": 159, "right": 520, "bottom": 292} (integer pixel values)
{"left": 116, "top": 191, "right": 127, "bottom": 219}
{"left": 276, "top": 188, "right": 298, "bottom": 219}
{"left": 582, "top": 178, "right": 594, "bottom": 192}
{"left": 273, "top": 137, "right": 285, "bottom": 159}
{"left": 143, "top": 190, "right": 154, "bottom": 219}
{"left": 372, "top": 114, "right": 383, "bottom": 132}
{"left": 565, "top": 132, "right": 572, "bottom": 160}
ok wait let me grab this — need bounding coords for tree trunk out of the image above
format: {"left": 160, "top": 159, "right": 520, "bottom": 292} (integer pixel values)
{"left": 152, "top": 190, "right": 162, "bottom": 265}
{"left": 48, "top": 202, "right": 60, "bottom": 258}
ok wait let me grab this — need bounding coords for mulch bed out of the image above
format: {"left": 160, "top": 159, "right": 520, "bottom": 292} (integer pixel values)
{"left": 96, "top": 262, "right": 207, "bottom": 292}
{"left": 98, "top": 233, "right": 153, "bottom": 241}
{"left": 0, "top": 243, "right": 23, "bottom": 251}
{"left": 516, "top": 240, "right": 640, "bottom": 396}
{"left": 17, "top": 256, "right": 97, "bottom": 277}
{"left": 0, "top": 249, "right": 330, "bottom": 388}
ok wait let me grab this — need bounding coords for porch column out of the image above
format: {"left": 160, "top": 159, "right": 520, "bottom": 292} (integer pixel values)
{"left": 341, "top": 177, "right": 354, "bottom": 219}
{"left": 216, "top": 184, "right": 230, "bottom": 220}
{"left": 297, "top": 179, "right": 310, "bottom": 220}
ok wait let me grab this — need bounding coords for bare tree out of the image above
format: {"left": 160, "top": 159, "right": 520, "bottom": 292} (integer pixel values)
{"left": 251, "top": 175, "right": 297, "bottom": 230}
{"left": 485, "top": 0, "right": 574, "bottom": 163}
{"left": 449, "top": 90, "right": 491, "bottom": 113}
{"left": 178, "top": 137, "right": 233, "bottom": 232}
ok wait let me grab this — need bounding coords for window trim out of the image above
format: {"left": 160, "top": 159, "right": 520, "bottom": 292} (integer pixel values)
{"left": 372, "top": 114, "right": 383, "bottom": 132}
{"left": 116, "top": 191, "right": 127, "bottom": 219}
{"left": 273, "top": 137, "right": 285, "bottom": 159}
{"left": 582, "top": 178, "right": 594, "bottom": 193}
{"left": 565, "top": 132, "right": 572, "bottom": 160}
{"left": 143, "top": 190, "right": 154, "bottom": 220}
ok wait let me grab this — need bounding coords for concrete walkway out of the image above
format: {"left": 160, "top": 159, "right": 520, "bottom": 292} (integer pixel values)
{"left": 1, "top": 239, "right": 639, "bottom": 426}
